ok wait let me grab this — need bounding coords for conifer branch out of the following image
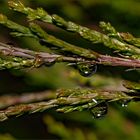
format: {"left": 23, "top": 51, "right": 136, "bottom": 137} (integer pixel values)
{"left": 0, "top": 1, "right": 140, "bottom": 122}
{"left": 0, "top": 88, "right": 139, "bottom": 121}
{"left": 8, "top": 0, "right": 140, "bottom": 59}
{"left": 0, "top": 42, "right": 140, "bottom": 69}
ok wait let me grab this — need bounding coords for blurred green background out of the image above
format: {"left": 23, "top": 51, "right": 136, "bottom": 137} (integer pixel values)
{"left": 0, "top": 0, "right": 140, "bottom": 140}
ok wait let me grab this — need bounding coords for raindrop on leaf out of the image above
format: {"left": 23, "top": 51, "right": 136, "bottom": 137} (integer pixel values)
{"left": 90, "top": 102, "right": 108, "bottom": 119}
{"left": 76, "top": 63, "right": 97, "bottom": 77}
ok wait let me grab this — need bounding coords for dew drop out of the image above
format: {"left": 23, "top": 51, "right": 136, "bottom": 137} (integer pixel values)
{"left": 77, "top": 63, "right": 97, "bottom": 77}
{"left": 119, "top": 99, "right": 132, "bottom": 107}
{"left": 122, "top": 103, "right": 127, "bottom": 107}
{"left": 90, "top": 102, "right": 108, "bottom": 119}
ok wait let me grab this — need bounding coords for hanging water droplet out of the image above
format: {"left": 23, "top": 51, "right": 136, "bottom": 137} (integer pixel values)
{"left": 122, "top": 103, "right": 127, "bottom": 107}
{"left": 119, "top": 99, "right": 132, "bottom": 107}
{"left": 76, "top": 63, "right": 97, "bottom": 77}
{"left": 90, "top": 102, "right": 108, "bottom": 119}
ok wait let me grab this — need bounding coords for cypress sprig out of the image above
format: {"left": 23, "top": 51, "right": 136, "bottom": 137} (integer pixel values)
{"left": 0, "top": 88, "right": 138, "bottom": 121}
{"left": 0, "top": 0, "right": 140, "bottom": 121}
{"left": 8, "top": 0, "right": 140, "bottom": 59}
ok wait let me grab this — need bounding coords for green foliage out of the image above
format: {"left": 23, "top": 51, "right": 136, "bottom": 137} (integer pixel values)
{"left": 0, "top": 0, "right": 140, "bottom": 140}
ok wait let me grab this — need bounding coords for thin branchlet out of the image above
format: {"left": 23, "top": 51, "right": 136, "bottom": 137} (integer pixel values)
{"left": 8, "top": 1, "right": 140, "bottom": 59}
{"left": 0, "top": 1, "right": 139, "bottom": 122}
{"left": 0, "top": 88, "right": 138, "bottom": 121}
{"left": 0, "top": 42, "right": 140, "bottom": 68}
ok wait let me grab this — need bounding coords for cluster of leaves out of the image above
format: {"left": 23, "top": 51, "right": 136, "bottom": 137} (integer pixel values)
{"left": 0, "top": 0, "right": 140, "bottom": 120}
{"left": 0, "top": 0, "right": 140, "bottom": 140}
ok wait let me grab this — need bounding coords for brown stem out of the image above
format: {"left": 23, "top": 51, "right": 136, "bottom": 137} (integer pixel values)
{"left": 0, "top": 42, "right": 140, "bottom": 68}
{"left": 0, "top": 88, "right": 138, "bottom": 121}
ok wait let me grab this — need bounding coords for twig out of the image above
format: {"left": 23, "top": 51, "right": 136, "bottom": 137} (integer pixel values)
{"left": 0, "top": 42, "right": 87, "bottom": 69}
{"left": 8, "top": 0, "right": 140, "bottom": 59}
{"left": 1, "top": 42, "right": 140, "bottom": 69}
{"left": 0, "top": 42, "right": 87, "bottom": 70}
{"left": 0, "top": 90, "right": 56, "bottom": 109}
{"left": 0, "top": 42, "right": 84, "bottom": 62}
{"left": 1, "top": 13, "right": 140, "bottom": 68}
{"left": 0, "top": 88, "right": 138, "bottom": 121}
{"left": 99, "top": 21, "right": 140, "bottom": 48}
{"left": 120, "top": 32, "right": 140, "bottom": 48}
{"left": 123, "top": 80, "right": 140, "bottom": 91}
{"left": 0, "top": 0, "right": 139, "bottom": 123}
{"left": 0, "top": 14, "right": 98, "bottom": 59}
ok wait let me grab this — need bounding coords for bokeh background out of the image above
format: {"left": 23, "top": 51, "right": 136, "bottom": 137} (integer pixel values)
{"left": 0, "top": 0, "right": 140, "bottom": 140}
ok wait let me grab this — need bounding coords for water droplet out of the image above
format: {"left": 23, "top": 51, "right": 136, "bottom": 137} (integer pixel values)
{"left": 92, "top": 98, "right": 98, "bottom": 104}
{"left": 119, "top": 99, "right": 132, "bottom": 107}
{"left": 76, "top": 63, "right": 97, "bottom": 77}
{"left": 90, "top": 102, "right": 108, "bottom": 119}
{"left": 122, "top": 103, "right": 127, "bottom": 107}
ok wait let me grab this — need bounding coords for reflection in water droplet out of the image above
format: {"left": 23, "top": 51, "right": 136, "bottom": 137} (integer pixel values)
{"left": 122, "top": 102, "right": 127, "bottom": 107}
{"left": 92, "top": 98, "right": 98, "bottom": 104}
{"left": 77, "top": 63, "right": 97, "bottom": 77}
{"left": 119, "top": 99, "right": 132, "bottom": 107}
{"left": 90, "top": 102, "right": 108, "bottom": 119}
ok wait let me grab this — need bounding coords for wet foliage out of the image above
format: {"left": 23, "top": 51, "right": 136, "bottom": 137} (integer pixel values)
{"left": 0, "top": 0, "right": 140, "bottom": 140}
